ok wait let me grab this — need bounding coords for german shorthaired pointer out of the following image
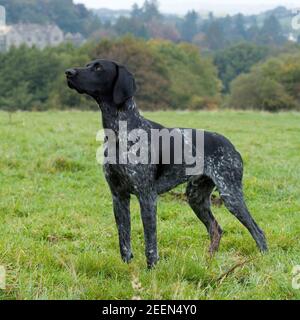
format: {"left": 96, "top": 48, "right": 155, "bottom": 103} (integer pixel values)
{"left": 66, "top": 59, "right": 268, "bottom": 268}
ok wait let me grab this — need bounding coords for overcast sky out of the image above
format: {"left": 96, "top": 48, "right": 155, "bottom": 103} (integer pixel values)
{"left": 74, "top": 0, "right": 299, "bottom": 15}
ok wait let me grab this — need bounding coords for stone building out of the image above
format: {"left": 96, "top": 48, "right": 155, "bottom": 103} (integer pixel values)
{"left": 0, "top": 5, "right": 7, "bottom": 51}
{"left": 0, "top": 5, "right": 84, "bottom": 52}
{"left": 2, "top": 24, "right": 65, "bottom": 51}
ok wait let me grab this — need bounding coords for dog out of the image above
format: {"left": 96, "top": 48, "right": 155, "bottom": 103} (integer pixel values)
{"left": 66, "top": 60, "right": 268, "bottom": 268}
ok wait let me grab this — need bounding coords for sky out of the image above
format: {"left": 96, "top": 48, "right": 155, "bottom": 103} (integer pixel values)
{"left": 74, "top": 0, "right": 299, "bottom": 15}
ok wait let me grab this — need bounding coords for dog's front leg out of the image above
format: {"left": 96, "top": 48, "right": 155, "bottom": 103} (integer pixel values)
{"left": 138, "top": 192, "right": 159, "bottom": 269}
{"left": 112, "top": 193, "right": 133, "bottom": 263}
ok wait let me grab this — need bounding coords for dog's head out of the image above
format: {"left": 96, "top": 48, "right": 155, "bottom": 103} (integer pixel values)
{"left": 65, "top": 59, "right": 136, "bottom": 105}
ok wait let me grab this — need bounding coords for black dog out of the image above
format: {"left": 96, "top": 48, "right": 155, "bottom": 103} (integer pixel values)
{"left": 66, "top": 60, "right": 267, "bottom": 268}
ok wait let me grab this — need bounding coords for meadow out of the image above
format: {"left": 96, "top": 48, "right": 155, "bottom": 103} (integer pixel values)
{"left": 0, "top": 110, "right": 299, "bottom": 300}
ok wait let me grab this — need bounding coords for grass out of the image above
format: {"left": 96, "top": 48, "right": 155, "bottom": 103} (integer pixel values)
{"left": 0, "top": 110, "right": 299, "bottom": 300}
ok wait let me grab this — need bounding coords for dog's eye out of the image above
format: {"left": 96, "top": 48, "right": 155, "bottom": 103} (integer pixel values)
{"left": 95, "top": 64, "right": 103, "bottom": 72}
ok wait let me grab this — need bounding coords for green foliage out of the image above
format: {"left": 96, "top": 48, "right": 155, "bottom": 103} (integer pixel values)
{"left": 0, "top": 38, "right": 220, "bottom": 111}
{"left": 0, "top": 45, "right": 60, "bottom": 110}
{"left": 141, "top": 0, "right": 161, "bottom": 22}
{"left": 0, "top": 1, "right": 296, "bottom": 51}
{"left": 179, "top": 10, "right": 199, "bottom": 42}
{"left": 114, "top": 16, "right": 150, "bottom": 39}
{"left": 150, "top": 41, "right": 221, "bottom": 108}
{"left": 0, "top": 110, "right": 299, "bottom": 299}
{"left": 258, "top": 15, "right": 286, "bottom": 46}
{"left": 0, "top": 0, "right": 102, "bottom": 36}
{"left": 110, "top": 4, "right": 292, "bottom": 50}
{"left": 197, "top": 11, "right": 289, "bottom": 51}
{"left": 228, "top": 53, "right": 300, "bottom": 111}
{"left": 214, "top": 43, "right": 269, "bottom": 92}
{"left": 113, "top": 1, "right": 179, "bottom": 42}
{"left": 203, "top": 21, "right": 225, "bottom": 51}
{"left": 90, "top": 37, "right": 220, "bottom": 110}
{"left": 0, "top": 82, "right": 33, "bottom": 111}
{"left": 1, "top": 36, "right": 300, "bottom": 112}
{"left": 188, "top": 96, "right": 219, "bottom": 111}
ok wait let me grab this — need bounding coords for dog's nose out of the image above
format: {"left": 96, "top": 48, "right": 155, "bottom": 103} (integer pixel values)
{"left": 65, "top": 68, "right": 77, "bottom": 78}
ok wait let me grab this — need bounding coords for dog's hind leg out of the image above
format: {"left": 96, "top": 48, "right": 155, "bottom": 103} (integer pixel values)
{"left": 186, "top": 176, "right": 223, "bottom": 256}
{"left": 217, "top": 184, "right": 268, "bottom": 252}
{"left": 210, "top": 157, "right": 268, "bottom": 252}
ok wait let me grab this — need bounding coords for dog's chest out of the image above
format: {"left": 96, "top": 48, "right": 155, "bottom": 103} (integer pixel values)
{"left": 104, "top": 163, "right": 156, "bottom": 194}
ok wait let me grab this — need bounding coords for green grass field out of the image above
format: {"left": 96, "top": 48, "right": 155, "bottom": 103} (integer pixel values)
{"left": 0, "top": 110, "right": 299, "bottom": 300}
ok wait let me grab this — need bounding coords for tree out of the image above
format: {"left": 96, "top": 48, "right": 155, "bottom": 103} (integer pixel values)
{"left": 205, "top": 21, "right": 225, "bottom": 50}
{"left": 0, "top": 45, "right": 61, "bottom": 110}
{"left": 114, "top": 16, "right": 149, "bottom": 39}
{"left": 0, "top": 36, "right": 221, "bottom": 112}
{"left": 228, "top": 54, "right": 300, "bottom": 111}
{"left": 233, "top": 14, "right": 247, "bottom": 40}
{"left": 180, "top": 10, "right": 199, "bottom": 42}
{"left": 90, "top": 37, "right": 220, "bottom": 110}
{"left": 246, "top": 18, "right": 260, "bottom": 43}
{"left": 229, "top": 72, "right": 297, "bottom": 111}
{"left": 131, "top": 3, "right": 143, "bottom": 18}
{"left": 115, "top": 1, "right": 178, "bottom": 41}
{"left": 147, "top": 21, "right": 180, "bottom": 42}
{"left": 259, "top": 15, "right": 286, "bottom": 46}
{"left": 142, "top": 0, "right": 161, "bottom": 22}
{"left": 150, "top": 40, "right": 221, "bottom": 108}
{"left": 214, "top": 43, "right": 268, "bottom": 92}
{"left": 0, "top": 82, "right": 34, "bottom": 122}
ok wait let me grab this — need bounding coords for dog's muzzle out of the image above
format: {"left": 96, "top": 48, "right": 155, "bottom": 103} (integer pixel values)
{"left": 65, "top": 68, "right": 77, "bottom": 79}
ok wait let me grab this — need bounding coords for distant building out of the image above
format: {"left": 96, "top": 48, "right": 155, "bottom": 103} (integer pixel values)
{"left": 0, "top": 5, "right": 85, "bottom": 52}
{"left": 1, "top": 24, "right": 65, "bottom": 50}
{"left": 0, "top": 5, "right": 8, "bottom": 51}
{"left": 0, "top": 5, "right": 6, "bottom": 26}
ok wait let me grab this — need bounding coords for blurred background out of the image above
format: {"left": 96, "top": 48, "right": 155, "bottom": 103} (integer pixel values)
{"left": 0, "top": 0, "right": 300, "bottom": 113}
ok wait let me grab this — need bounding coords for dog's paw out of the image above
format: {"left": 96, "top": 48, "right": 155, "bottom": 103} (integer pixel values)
{"left": 122, "top": 253, "right": 134, "bottom": 264}
{"left": 147, "top": 256, "right": 160, "bottom": 270}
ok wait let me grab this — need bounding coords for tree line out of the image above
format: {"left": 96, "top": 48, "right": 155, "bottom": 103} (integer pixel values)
{"left": 111, "top": 4, "right": 295, "bottom": 51}
{"left": 0, "top": 37, "right": 300, "bottom": 113}
{"left": 1, "top": 0, "right": 299, "bottom": 50}
{"left": 0, "top": 0, "right": 300, "bottom": 112}
{"left": 0, "top": 38, "right": 220, "bottom": 112}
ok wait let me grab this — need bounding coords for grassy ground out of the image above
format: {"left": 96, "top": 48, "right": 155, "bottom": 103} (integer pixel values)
{"left": 0, "top": 110, "right": 299, "bottom": 300}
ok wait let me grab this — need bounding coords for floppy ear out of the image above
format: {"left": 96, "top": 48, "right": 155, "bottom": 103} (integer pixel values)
{"left": 113, "top": 64, "right": 136, "bottom": 105}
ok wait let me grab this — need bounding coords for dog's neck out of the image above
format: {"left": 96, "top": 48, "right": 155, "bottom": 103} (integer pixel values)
{"left": 97, "top": 97, "right": 141, "bottom": 133}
